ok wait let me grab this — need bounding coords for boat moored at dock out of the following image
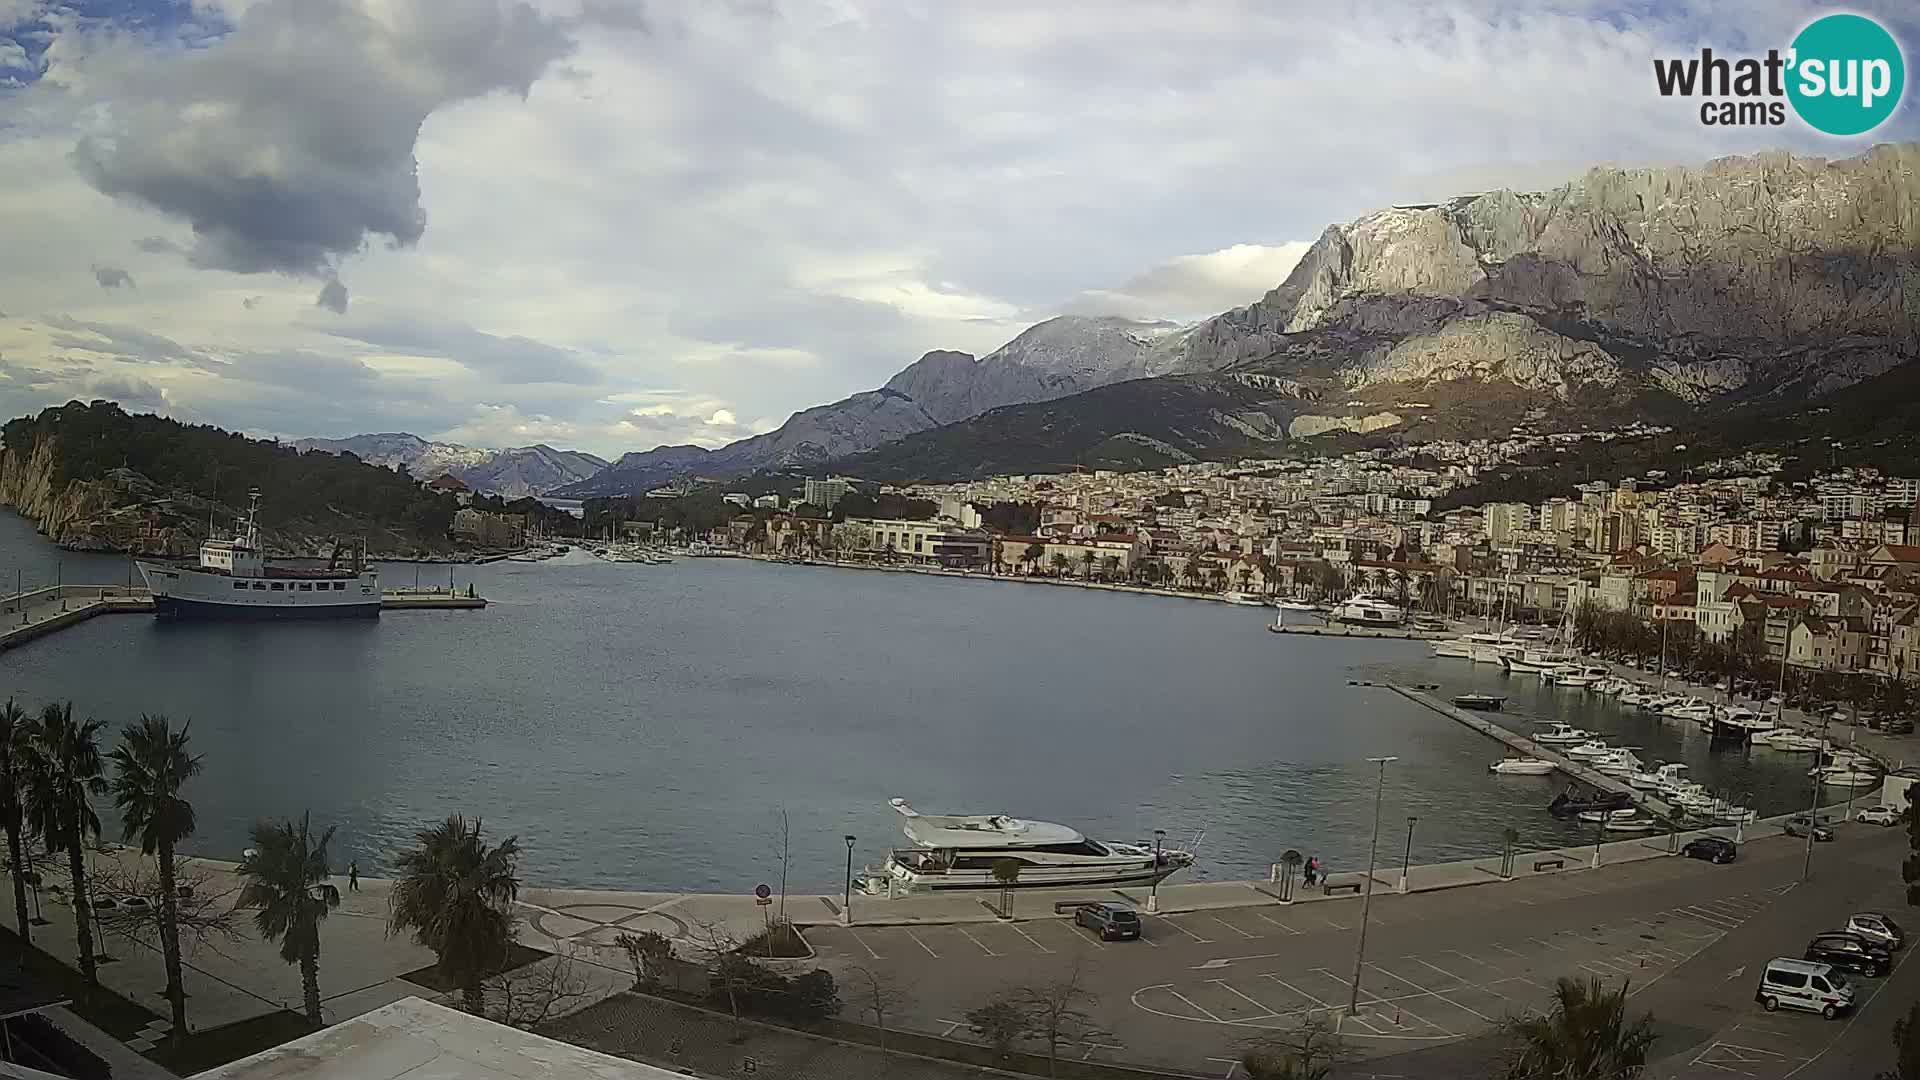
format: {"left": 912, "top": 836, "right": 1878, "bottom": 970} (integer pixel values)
{"left": 137, "top": 491, "right": 380, "bottom": 619}
{"left": 857, "top": 798, "right": 1194, "bottom": 896}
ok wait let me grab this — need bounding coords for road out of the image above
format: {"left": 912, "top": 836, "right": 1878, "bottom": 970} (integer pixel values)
{"left": 802, "top": 821, "right": 1915, "bottom": 1078}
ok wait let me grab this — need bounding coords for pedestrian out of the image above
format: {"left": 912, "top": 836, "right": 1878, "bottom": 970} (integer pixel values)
{"left": 1303, "top": 856, "right": 1317, "bottom": 886}
{"left": 348, "top": 860, "right": 359, "bottom": 892}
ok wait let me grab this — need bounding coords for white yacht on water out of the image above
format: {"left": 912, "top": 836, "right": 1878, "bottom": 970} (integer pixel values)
{"left": 1329, "top": 593, "right": 1405, "bottom": 627}
{"left": 137, "top": 491, "right": 380, "bottom": 619}
{"left": 856, "top": 799, "right": 1194, "bottom": 895}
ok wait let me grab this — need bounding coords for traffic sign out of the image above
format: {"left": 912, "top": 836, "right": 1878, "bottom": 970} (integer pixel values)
{"left": 755, "top": 896, "right": 772, "bottom": 906}
{"left": 754, "top": 883, "right": 772, "bottom": 899}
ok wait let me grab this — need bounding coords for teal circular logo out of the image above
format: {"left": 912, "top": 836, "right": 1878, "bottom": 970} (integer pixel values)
{"left": 1787, "top": 14, "right": 1905, "bottom": 136}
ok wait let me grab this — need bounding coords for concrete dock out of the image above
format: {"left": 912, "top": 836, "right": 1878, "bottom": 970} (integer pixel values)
{"left": 1269, "top": 622, "right": 1449, "bottom": 640}
{"left": 0, "top": 583, "right": 486, "bottom": 650}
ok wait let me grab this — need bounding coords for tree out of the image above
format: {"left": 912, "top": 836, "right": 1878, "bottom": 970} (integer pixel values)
{"left": 1879, "top": 1000, "right": 1920, "bottom": 1080}
{"left": 0, "top": 699, "right": 35, "bottom": 947}
{"left": 1023, "top": 543, "right": 1045, "bottom": 575}
{"left": 1242, "top": 1016, "right": 1346, "bottom": 1079}
{"left": 965, "top": 999, "right": 1030, "bottom": 1059}
{"left": 388, "top": 815, "right": 522, "bottom": 1015}
{"left": 1018, "top": 967, "right": 1106, "bottom": 1078}
{"left": 850, "top": 965, "right": 913, "bottom": 1054}
{"left": 1050, "top": 552, "right": 1070, "bottom": 577}
{"left": 1102, "top": 555, "right": 1121, "bottom": 580}
{"left": 1079, "top": 550, "right": 1096, "bottom": 579}
{"left": 108, "top": 714, "right": 202, "bottom": 1042}
{"left": 1501, "top": 977, "right": 1656, "bottom": 1080}
{"left": 991, "top": 858, "right": 1021, "bottom": 917}
{"left": 237, "top": 814, "right": 341, "bottom": 1025}
{"left": 22, "top": 702, "right": 107, "bottom": 997}
{"left": 615, "top": 929, "right": 674, "bottom": 990}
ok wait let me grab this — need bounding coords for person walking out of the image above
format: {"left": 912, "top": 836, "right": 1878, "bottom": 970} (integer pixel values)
{"left": 1304, "top": 856, "right": 1318, "bottom": 886}
{"left": 348, "top": 860, "right": 360, "bottom": 892}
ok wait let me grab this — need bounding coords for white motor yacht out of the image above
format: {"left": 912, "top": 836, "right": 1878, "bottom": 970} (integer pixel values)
{"left": 1759, "top": 731, "right": 1825, "bottom": 752}
{"left": 1821, "top": 769, "right": 1883, "bottom": 789}
{"left": 1627, "top": 768, "right": 1663, "bottom": 791}
{"left": 1329, "top": 594, "right": 1406, "bottom": 627}
{"left": 1533, "top": 723, "right": 1591, "bottom": 745}
{"left": 855, "top": 799, "right": 1194, "bottom": 895}
{"left": 1592, "top": 750, "right": 1643, "bottom": 778}
{"left": 1490, "top": 758, "right": 1557, "bottom": 776}
{"left": 1431, "top": 637, "right": 1473, "bottom": 659}
{"left": 1648, "top": 763, "right": 1694, "bottom": 797}
{"left": 1564, "top": 740, "right": 1614, "bottom": 760}
{"left": 1223, "top": 591, "right": 1268, "bottom": 607}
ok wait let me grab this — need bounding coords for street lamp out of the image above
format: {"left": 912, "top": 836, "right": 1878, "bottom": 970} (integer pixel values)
{"left": 842, "top": 835, "right": 856, "bottom": 927}
{"left": 1148, "top": 829, "right": 1167, "bottom": 913}
{"left": 1802, "top": 717, "right": 1830, "bottom": 883}
{"left": 1399, "top": 816, "right": 1417, "bottom": 894}
{"left": 1346, "top": 756, "right": 1398, "bottom": 1025}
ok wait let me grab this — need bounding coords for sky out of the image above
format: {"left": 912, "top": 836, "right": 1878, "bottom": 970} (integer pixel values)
{"left": 0, "top": 1, "right": 1915, "bottom": 459}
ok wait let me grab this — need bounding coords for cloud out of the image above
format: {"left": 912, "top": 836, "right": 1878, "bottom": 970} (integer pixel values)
{"left": 44, "top": 316, "right": 209, "bottom": 366}
{"left": 136, "top": 236, "right": 183, "bottom": 255}
{"left": 67, "top": 0, "right": 573, "bottom": 292}
{"left": 1064, "top": 243, "right": 1314, "bottom": 319}
{"left": 90, "top": 264, "right": 133, "bottom": 289}
{"left": 321, "top": 312, "right": 602, "bottom": 384}
{"left": 315, "top": 278, "right": 348, "bottom": 314}
{"left": 86, "top": 373, "right": 165, "bottom": 411}
{"left": 241, "top": 295, "right": 261, "bottom": 310}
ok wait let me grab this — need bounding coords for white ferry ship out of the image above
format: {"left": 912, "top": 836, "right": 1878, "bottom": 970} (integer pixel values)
{"left": 857, "top": 798, "right": 1193, "bottom": 895}
{"left": 137, "top": 491, "right": 380, "bottom": 619}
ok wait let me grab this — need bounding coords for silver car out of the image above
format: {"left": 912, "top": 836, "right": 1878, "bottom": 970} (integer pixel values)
{"left": 1847, "top": 912, "right": 1905, "bottom": 951}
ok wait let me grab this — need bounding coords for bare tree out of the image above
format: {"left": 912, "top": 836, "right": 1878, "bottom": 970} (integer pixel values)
{"left": 90, "top": 856, "right": 242, "bottom": 964}
{"left": 1017, "top": 965, "right": 1108, "bottom": 1077}
{"left": 964, "top": 998, "right": 1030, "bottom": 1060}
{"left": 684, "top": 917, "right": 752, "bottom": 1035}
{"left": 1240, "top": 1016, "right": 1347, "bottom": 1080}
{"left": 613, "top": 929, "right": 674, "bottom": 991}
{"left": 850, "top": 965, "right": 914, "bottom": 1054}
{"left": 481, "top": 952, "right": 598, "bottom": 1029}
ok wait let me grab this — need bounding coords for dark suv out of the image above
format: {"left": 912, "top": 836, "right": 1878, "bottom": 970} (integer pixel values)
{"left": 1682, "top": 837, "right": 1738, "bottom": 864}
{"left": 1806, "top": 932, "right": 1892, "bottom": 977}
{"left": 1074, "top": 902, "right": 1142, "bottom": 940}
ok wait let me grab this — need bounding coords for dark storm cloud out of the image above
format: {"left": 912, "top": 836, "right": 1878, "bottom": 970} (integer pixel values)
{"left": 315, "top": 278, "right": 348, "bottom": 314}
{"left": 69, "top": 0, "right": 573, "bottom": 288}
{"left": 136, "top": 235, "right": 183, "bottom": 255}
{"left": 323, "top": 315, "right": 602, "bottom": 385}
{"left": 91, "top": 264, "right": 133, "bottom": 288}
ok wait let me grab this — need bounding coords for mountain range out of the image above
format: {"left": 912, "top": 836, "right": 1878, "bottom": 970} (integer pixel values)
{"left": 316, "top": 143, "right": 1920, "bottom": 496}
{"left": 291, "top": 433, "right": 607, "bottom": 498}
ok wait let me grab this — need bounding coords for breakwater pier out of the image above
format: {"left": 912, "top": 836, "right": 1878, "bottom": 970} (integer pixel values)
{"left": 0, "top": 583, "right": 486, "bottom": 650}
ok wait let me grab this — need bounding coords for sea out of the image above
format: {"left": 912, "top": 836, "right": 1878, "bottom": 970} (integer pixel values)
{"left": 0, "top": 512, "right": 1821, "bottom": 893}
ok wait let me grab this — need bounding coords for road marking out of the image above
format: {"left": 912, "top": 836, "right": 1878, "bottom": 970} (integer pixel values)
{"left": 1204, "top": 1056, "right": 1242, "bottom": 1079}
{"left": 1163, "top": 986, "right": 1224, "bottom": 1022}
{"left": 1209, "top": 915, "right": 1258, "bottom": 940}
{"left": 1319, "top": 967, "right": 1446, "bottom": 1033}
{"left": 938, "top": 1018, "right": 964, "bottom": 1037}
{"left": 1527, "top": 936, "right": 1567, "bottom": 952}
{"left": 1675, "top": 906, "right": 1741, "bottom": 930}
{"left": 956, "top": 926, "right": 998, "bottom": 956}
{"left": 1262, "top": 974, "right": 1332, "bottom": 1009}
{"left": 1366, "top": 962, "right": 1495, "bottom": 1024}
{"left": 1158, "top": 916, "right": 1213, "bottom": 944}
{"left": 1406, "top": 956, "right": 1469, "bottom": 987}
{"left": 1490, "top": 942, "right": 1526, "bottom": 958}
{"left": 846, "top": 928, "right": 881, "bottom": 959}
{"left": 1009, "top": 924, "right": 1055, "bottom": 954}
{"left": 905, "top": 929, "right": 939, "bottom": 958}
{"left": 1208, "top": 979, "right": 1280, "bottom": 1019}
{"left": 1253, "top": 911, "right": 1301, "bottom": 935}
{"left": 1323, "top": 917, "right": 1350, "bottom": 931}
{"left": 1193, "top": 953, "right": 1285, "bottom": 971}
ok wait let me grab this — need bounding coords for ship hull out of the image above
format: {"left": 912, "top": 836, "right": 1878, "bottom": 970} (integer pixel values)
{"left": 152, "top": 595, "right": 380, "bottom": 620}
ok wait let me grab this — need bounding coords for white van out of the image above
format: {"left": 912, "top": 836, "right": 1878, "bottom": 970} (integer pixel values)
{"left": 1756, "top": 958, "right": 1855, "bottom": 1018}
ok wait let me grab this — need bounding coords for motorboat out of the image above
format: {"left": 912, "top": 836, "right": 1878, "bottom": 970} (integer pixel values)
{"left": 1554, "top": 672, "right": 1599, "bottom": 689}
{"left": 1627, "top": 768, "right": 1664, "bottom": 791}
{"left": 1452, "top": 693, "right": 1506, "bottom": 711}
{"left": 1432, "top": 630, "right": 1522, "bottom": 662}
{"left": 1548, "top": 789, "right": 1633, "bottom": 819}
{"left": 1592, "top": 750, "right": 1643, "bottom": 778}
{"left": 1820, "top": 768, "right": 1883, "bottom": 789}
{"left": 1648, "top": 763, "right": 1694, "bottom": 797}
{"left": 1565, "top": 740, "right": 1615, "bottom": 760}
{"left": 1503, "top": 647, "right": 1577, "bottom": 675}
{"left": 1329, "top": 594, "right": 1406, "bottom": 627}
{"left": 1759, "top": 731, "right": 1825, "bottom": 753}
{"left": 1533, "top": 723, "right": 1591, "bottom": 745}
{"left": 1663, "top": 699, "right": 1717, "bottom": 727}
{"left": 1431, "top": 637, "right": 1474, "bottom": 659}
{"left": 1275, "top": 598, "right": 1322, "bottom": 613}
{"left": 1539, "top": 663, "right": 1582, "bottom": 684}
{"left": 1490, "top": 758, "right": 1556, "bottom": 776}
{"left": 1577, "top": 807, "right": 1661, "bottom": 832}
{"left": 855, "top": 798, "right": 1194, "bottom": 895}
{"left": 1223, "top": 591, "right": 1268, "bottom": 607}
{"left": 1712, "top": 707, "right": 1776, "bottom": 743}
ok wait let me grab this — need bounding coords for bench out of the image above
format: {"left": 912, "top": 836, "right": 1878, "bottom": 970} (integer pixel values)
{"left": 1323, "top": 880, "right": 1362, "bottom": 896}
{"left": 1532, "top": 857, "right": 1566, "bottom": 872}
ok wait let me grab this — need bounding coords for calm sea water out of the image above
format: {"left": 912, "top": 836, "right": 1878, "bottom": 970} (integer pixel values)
{"left": 0, "top": 512, "right": 1816, "bottom": 892}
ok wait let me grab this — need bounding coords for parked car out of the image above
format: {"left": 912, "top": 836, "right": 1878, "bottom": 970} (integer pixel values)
{"left": 1682, "top": 837, "right": 1738, "bottom": 864}
{"left": 1073, "top": 902, "right": 1142, "bottom": 941}
{"left": 1886, "top": 718, "right": 1915, "bottom": 735}
{"left": 1757, "top": 958, "right": 1854, "bottom": 1018}
{"left": 1857, "top": 805, "right": 1904, "bottom": 827}
{"left": 1847, "top": 913, "right": 1905, "bottom": 951}
{"left": 1804, "top": 932, "right": 1892, "bottom": 977}
{"left": 1785, "top": 816, "right": 1835, "bottom": 842}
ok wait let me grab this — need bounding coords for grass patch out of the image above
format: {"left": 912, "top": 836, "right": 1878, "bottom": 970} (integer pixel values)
{"left": 149, "top": 1009, "right": 314, "bottom": 1074}
{"left": 0, "top": 927, "right": 158, "bottom": 1041}
{"left": 736, "top": 921, "right": 811, "bottom": 959}
{"left": 398, "top": 942, "right": 549, "bottom": 993}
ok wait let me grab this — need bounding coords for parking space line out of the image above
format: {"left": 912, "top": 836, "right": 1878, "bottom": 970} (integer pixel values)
{"left": 1320, "top": 967, "right": 1447, "bottom": 1033}
{"left": 905, "top": 929, "right": 939, "bottom": 958}
{"left": 1157, "top": 916, "right": 1213, "bottom": 944}
{"left": 1446, "top": 949, "right": 1501, "bottom": 970}
{"left": 1675, "top": 906, "right": 1741, "bottom": 930}
{"left": 1209, "top": 915, "right": 1257, "bottom": 940}
{"left": 1323, "top": 917, "right": 1350, "bottom": 931}
{"left": 1163, "top": 987, "right": 1224, "bottom": 1023}
{"left": 956, "top": 926, "right": 999, "bottom": 956}
{"left": 1009, "top": 924, "right": 1054, "bottom": 954}
{"left": 1527, "top": 936, "right": 1567, "bottom": 952}
{"left": 1253, "top": 911, "right": 1301, "bottom": 935}
{"left": 1263, "top": 974, "right": 1332, "bottom": 1010}
{"left": 1490, "top": 942, "right": 1526, "bottom": 958}
{"left": 1367, "top": 962, "right": 1495, "bottom": 1024}
{"left": 846, "top": 928, "right": 881, "bottom": 959}
{"left": 1580, "top": 962, "right": 1626, "bottom": 980}
{"left": 1406, "top": 956, "right": 1469, "bottom": 987}
{"left": 1209, "top": 979, "right": 1280, "bottom": 1019}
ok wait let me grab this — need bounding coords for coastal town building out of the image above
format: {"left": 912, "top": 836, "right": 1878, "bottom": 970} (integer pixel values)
{"left": 451, "top": 508, "right": 526, "bottom": 548}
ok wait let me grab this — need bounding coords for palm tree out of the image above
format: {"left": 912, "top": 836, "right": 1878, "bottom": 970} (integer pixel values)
{"left": 0, "top": 699, "right": 35, "bottom": 945}
{"left": 1023, "top": 543, "right": 1045, "bottom": 575}
{"left": 22, "top": 702, "right": 107, "bottom": 996}
{"left": 1501, "top": 976, "right": 1656, "bottom": 1079}
{"left": 1049, "top": 553, "right": 1069, "bottom": 577}
{"left": 109, "top": 714, "right": 202, "bottom": 1041}
{"left": 237, "top": 814, "right": 341, "bottom": 1025}
{"left": 1079, "top": 550, "right": 1095, "bottom": 579}
{"left": 388, "top": 816, "right": 521, "bottom": 1015}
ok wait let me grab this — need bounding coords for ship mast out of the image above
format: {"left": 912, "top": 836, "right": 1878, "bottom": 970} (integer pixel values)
{"left": 243, "top": 488, "right": 262, "bottom": 550}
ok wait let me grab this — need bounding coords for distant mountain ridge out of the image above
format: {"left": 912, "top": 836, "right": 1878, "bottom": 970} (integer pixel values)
{"left": 292, "top": 433, "right": 607, "bottom": 497}
{"left": 555, "top": 315, "right": 1184, "bottom": 497}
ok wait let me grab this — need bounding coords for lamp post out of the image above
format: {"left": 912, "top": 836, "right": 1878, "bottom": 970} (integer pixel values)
{"left": 1398, "top": 816, "right": 1417, "bottom": 894}
{"left": 842, "top": 835, "right": 856, "bottom": 927}
{"left": 1346, "top": 756, "right": 1398, "bottom": 1026}
{"left": 1148, "top": 829, "right": 1166, "bottom": 913}
{"left": 1802, "top": 717, "right": 1829, "bottom": 883}
{"left": 1591, "top": 816, "right": 1605, "bottom": 870}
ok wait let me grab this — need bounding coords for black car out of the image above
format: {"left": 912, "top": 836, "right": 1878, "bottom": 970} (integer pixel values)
{"left": 1887, "top": 718, "right": 1915, "bottom": 736}
{"left": 1806, "top": 932, "right": 1892, "bottom": 977}
{"left": 1786, "top": 816, "right": 1835, "bottom": 842}
{"left": 1682, "top": 837, "right": 1738, "bottom": 864}
{"left": 1073, "top": 902, "right": 1142, "bottom": 941}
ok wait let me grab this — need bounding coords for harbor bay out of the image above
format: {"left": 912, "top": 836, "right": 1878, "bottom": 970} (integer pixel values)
{"left": 0, "top": 512, "right": 1820, "bottom": 894}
